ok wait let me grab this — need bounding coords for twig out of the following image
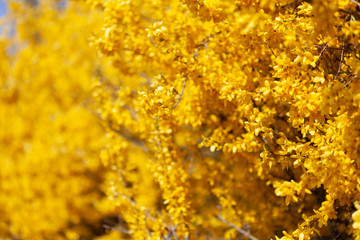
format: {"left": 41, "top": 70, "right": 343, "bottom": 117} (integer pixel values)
{"left": 313, "top": 45, "right": 342, "bottom": 51}
{"left": 162, "top": 233, "right": 172, "bottom": 240}
{"left": 268, "top": 45, "right": 277, "bottom": 57}
{"left": 108, "top": 122, "right": 148, "bottom": 152}
{"left": 121, "top": 193, "right": 181, "bottom": 238}
{"left": 214, "top": 215, "right": 258, "bottom": 240}
{"left": 312, "top": 43, "right": 328, "bottom": 70}
{"left": 334, "top": 37, "right": 345, "bottom": 81}
{"left": 103, "top": 224, "right": 131, "bottom": 235}
{"left": 169, "top": 226, "right": 179, "bottom": 240}
{"left": 193, "top": 35, "right": 214, "bottom": 60}
{"left": 352, "top": 43, "right": 360, "bottom": 60}
{"left": 120, "top": 193, "right": 156, "bottom": 222}
{"left": 344, "top": 76, "right": 358, "bottom": 88}
{"left": 171, "top": 34, "right": 215, "bottom": 109}
{"left": 88, "top": 108, "right": 147, "bottom": 152}
{"left": 318, "top": 43, "right": 329, "bottom": 59}
{"left": 171, "top": 76, "right": 188, "bottom": 110}
{"left": 338, "top": 8, "right": 360, "bottom": 20}
{"left": 350, "top": 0, "right": 360, "bottom": 8}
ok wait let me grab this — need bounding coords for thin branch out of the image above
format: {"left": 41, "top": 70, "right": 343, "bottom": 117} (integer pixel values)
{"left": 352, "top": 43, "right": 360, "bottom": 60}
{"left": 121, "top": 193, "right": 182, "bottom": 238}
{"left": 334, "top": 37, "right": 346, "bottom": 81}
{"left": 338, "top": 8, "right": 360, "bottom": 20}
{"left": 120, "top": 193, "right": 156, "bottom": 222}
{"left": 162, "top": 233, "right": 172, "bottom": 240}
{"left": 171, "top": 34, "right": 215, "bottom": 109}
{"left": 313, "top": 45, "right": 342, "bottom": 51}
{"left": 268, "top": 45, "right": 277, "bottom": 58}
{"left": 344, "top": 76, "right": 359, "bottom": 88}
{"left": 108, "top": 122, "right": 148, "bottom": 152}
{"left": 169, "top": 226, "right": 179, "bottom": 240}
{"left": 87, "top": 108, "right": 147, "bottom": 152}
{"left": 171, "top": 76, "right": 188, "bottom": 110}
{"left": 103, "top": 224, "right": 131, "bottom": 235}
{"left": 350, "top": 0, "right": 360, "bottom": 8}
{"left": 139, "top": 72, "right": 153, "bottom": 87}
{"left": 318, "top": 42, "right": 329, "bottom": 59}
{"left": 122, "top": 104, "right": 139, "bottom": 120}
{"left": 193, "top": 34, "right": 214, "bottom": 60}
{"left": 214, "top": 215, "right": 259, "bottom": 240}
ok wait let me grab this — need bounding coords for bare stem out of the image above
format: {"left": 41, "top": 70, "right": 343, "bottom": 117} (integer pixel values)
{"left": 268, "top": 44, "right": 277, "bottom": 58}
{"left": 334, "top": 37, "right": 345, "bottom": 81}
{"left": 350, "top": 0, "right": 360, "bottom": 8}
{"left": 318, "top": 42, "right": 329, "bottom": 59}
{"left": 171, "top": 76, "right": 188, "bottom": 110}
{"left": 120, "top": 193, "right": 156, "bottom": 222}
{"left": 108, "top": 122, "right": 148, "bottom": 152}
{"left": 344, "top": 76, "right": 358, "bottom": 88}
{"left": 103, "top": 224, "right": 131, "bottom": 235}
{"left": 215, "top": 215, "right": 259, "bottom": 240}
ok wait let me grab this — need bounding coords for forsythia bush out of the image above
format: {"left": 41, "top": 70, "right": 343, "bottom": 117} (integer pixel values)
{"left": 0, "top": 1, "right": 118, "bottom": 239}
{"left": 2, "top": 0, "right": 360, "bottom": 239}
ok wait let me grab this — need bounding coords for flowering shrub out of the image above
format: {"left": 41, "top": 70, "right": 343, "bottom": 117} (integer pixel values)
{"left": 2, "top": 0, "right": 360, "bottom": 239}
{"left": 89, "top": 0, "right": 360, "bottom": 239}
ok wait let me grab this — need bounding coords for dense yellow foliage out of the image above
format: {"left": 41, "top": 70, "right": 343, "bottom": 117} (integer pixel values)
{"left": 3, "top": 0, "right": 360, "bottom": 239}
{"left": 0, "top": 1, "right": 117, "bottom": 239}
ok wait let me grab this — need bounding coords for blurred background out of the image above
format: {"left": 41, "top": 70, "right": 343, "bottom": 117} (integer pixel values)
{"left": 0, "top": 1, "right": 6, "bottom": 17}
{"left": 0, "top": 1, "right": 121, "bottom": 239}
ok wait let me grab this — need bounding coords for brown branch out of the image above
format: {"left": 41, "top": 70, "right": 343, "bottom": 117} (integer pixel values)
{"left": 338, "top": 8, "right": 360, "bottom": 20}
{"left": 214, "top": 215, "right": 259, "bottom": 240}
{"left": 103, "top": 195, "right": 156, "bottom": 237}
{"left": 193, "top": 34, "right": 214, "bottom": 60}
{"left": 103, "top": 224, "right": 131, "bottom": 235}
{"left": 334, "top": 37, "right": 346, "bottom": 81}
{"left": 350, "top": 0, "right": 360, "bottom": 8}
{"left": 171, "top": 76, "right": 188, "bottom": 110}
{"left": 162, "top": 233, "right": 172, "bottom": 240}
{"left": 318, "top": 43, "right": 329, "bottom": 59}
{"left": 171, "top": 33, "right": 216, "bottom": 109}
{"left": 352, "top": 43, "right": 360, "bottom": 60}
{"left": 344, "top": 76, "right": 359, "bottom": 88}
{"left": 313, "top": 45, "right": 343, "bottom": 51}
{"left": 87, "top": 107, "right": 147, "bottom": 152}
{"left": 169, "top": 226, "right": 179, "bottom": 240}
{"left": 120, "top": 193, "right": 156, "bottom": 222}
{"left": 108, "top": 122, "right": 148, "bottom": 152}
{"left": 268, "top": 45, "right": 277, "bottom": 58}
{"left": 121, "top": 194, "right": 182, "bottom": 239}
